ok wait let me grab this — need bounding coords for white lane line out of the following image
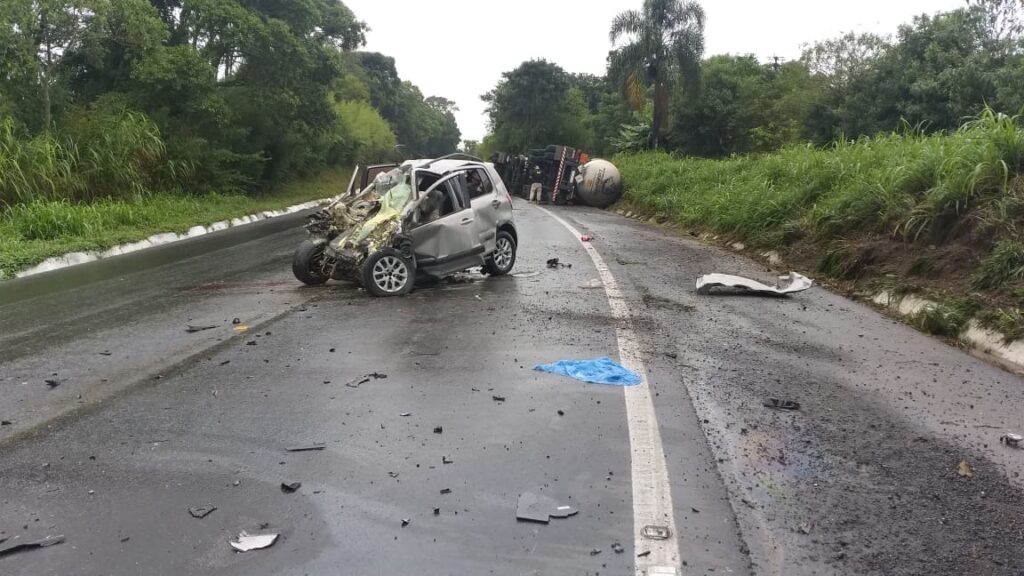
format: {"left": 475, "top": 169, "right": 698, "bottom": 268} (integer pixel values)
{"left": 536, "top": 206, "right": 681, "bottom": 576}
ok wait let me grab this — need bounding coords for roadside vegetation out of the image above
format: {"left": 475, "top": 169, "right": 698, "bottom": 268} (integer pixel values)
{"left": 0, "top": 167, "right": 351, "bottom": 278}
{"left": 615, "top": 109, "right": 1024, "bottom": 340}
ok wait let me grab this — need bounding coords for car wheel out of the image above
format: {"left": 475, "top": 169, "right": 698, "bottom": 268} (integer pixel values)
{"left": 361, "top": 248, "right": 414, "bottom": 297}
{"left": 483, "top": 231, "right": 516, "bottom": 276}
{"left": 292, "top": 240, "right": 329, "bottom": 285}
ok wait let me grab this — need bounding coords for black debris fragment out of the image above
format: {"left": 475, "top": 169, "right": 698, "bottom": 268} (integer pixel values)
{"left": 611, "top": 542, "right": 625, "bottom": 554}
{"left": 186, "top": 325, "right": 217, "bottom": 333}
{"left": 589, "top": 548, "right": 602, "bottom": 556}
{"left": 763, "top": 398, "right": 800, "bottom": 411}
{"left": 189, "top": 505, "right": 217, "bottom": 519}
{"left": 492, "top": 395, "right": 506, "bottom": 403}
{"left": 433, "top": 508, "right": 440, "bottom": 515}
{"left": 664, "top": 351, "right": 678, "bottom": 359}
{"left": 1001, "top": 433, "right": 1022, "bottom": 448}
{"left": 557, "top": 410, "right": 565, "bottom": 417}
{"left": 637, "top": 551, "right": 651, "bottom": 558}
{"left": 246, "top": 341, "right": 257, "bottom": 346}
{"left": 219, "top": 360, "right": 231, "bottom": 366}
{"left": 516, "top": 492, "right": 578, "bottom": 523}
{"left": 44, "top": 379, "right": 62, "bottom": 388}
{"left": 99, "top": 351, "right": 113, "bottom": 356}
{"left": 280, "top": 482, "right": 302, "bottom": 493}
{"left": 345, "top": 372, "right": 387, "bottom": 388}
{"left": 232, "top": 318, "right": 242, "bottom": 325}
{"left": 388, "top": 472, "right": 399, "bottom": 478}
{"left": 440, "top": 488, "right": 452, "bottom": 495}
{"left": 1, "top": 420, "right": 11, "bottom": 426}
{"left": 433, "top": 426, "right": 443, "bottom": 434}
{"left": 401, "top": 519, "right": 410, "bottom": 527}
{"left": 0, "top": 535, "right": 65, "bottom": 557}
{"left": 546, "top": 258, "right": 571, "bottom": 269}
{"left": 442, "top": 456, "right": 453, "bottom": 465}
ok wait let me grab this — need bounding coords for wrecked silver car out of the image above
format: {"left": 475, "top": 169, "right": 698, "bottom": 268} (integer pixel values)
{"left": 292, "top": 155, "right": 518, "bottom": 296}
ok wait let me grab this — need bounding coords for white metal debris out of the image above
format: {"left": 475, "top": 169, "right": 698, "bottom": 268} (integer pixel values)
{"left": 229, "top": 532, "right": 278, "bottom": 552}
{"left": 696, "top": 271, "right": 814, "bottom": 296}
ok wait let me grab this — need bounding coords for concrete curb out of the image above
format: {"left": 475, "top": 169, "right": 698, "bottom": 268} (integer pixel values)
{"left": 12, "top": 197, "right": 337, "bottom": 279}
{"left": 612, "top": 206, "right": 1024, "bottom": 374}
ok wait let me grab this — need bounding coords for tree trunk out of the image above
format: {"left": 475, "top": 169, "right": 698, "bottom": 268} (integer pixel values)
{"left": 652, "top": 80, "right": 669, "bottom": 150}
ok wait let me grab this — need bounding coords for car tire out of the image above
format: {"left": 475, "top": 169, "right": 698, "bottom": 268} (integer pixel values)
{"left": 361, "top": 248, "right": 415, "bottom": 297}
{"left": 292, "top": 240, "right": 329, "bottom": 286}
{"left": 483, "top": 230, "right": 516, "bottom": 276}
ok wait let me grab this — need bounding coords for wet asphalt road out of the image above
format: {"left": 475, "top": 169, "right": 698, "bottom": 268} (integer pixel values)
{"left": 2, "top": 201, "right": 1024, "bottom": 575}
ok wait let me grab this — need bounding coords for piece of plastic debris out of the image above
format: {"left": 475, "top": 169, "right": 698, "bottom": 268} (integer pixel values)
{"left": 611, "top": 542, "right": 625, "bottom": 554}
{"left": 442, "top": 456, "right": 453, "bottom": 464}
{"left": 400, "top": 412, "right": 411, "bottom": 417}
{"left": 763, "top": 398, "right": 801, "bottom": 411}
{"left": 233, "top": 324, "right": 250, "bottom": 333}
{"left": 433, "top": 508, "right": 440, "bottom": 515}
{"left": 346, "top": 372, "right": 387, "bottom": 388}
{"left": 474, "top": 295, "right": 482, "bottom": 301}
{"left": 580, "top": 279, "right": 603, "bottom": 289}
{"left": 589, "top": 548, "right": 602, "bottom": 556}
{"left": 534, "top": 357, "right": 642, "bottom": 386}
{"left": 280, "top": 481, "right": 302, "bottom": 493}
{"left": 546, "top": 258, "right": 571, "bottom": 269}
{"left": 186, "top": 325, "right": 217, "bottom": 333}
{"left": 440, "top": 488, "right": 452, "bottom": 495}
{"left": 557, "top": 410, "right": 565, "bottom": 417}
{"left": 0, "top": 535, "right": 65, "bottom": 557}
{"left": 232, "top": 318, "right": 242, "bottom": 325}
{"left": 515, "top": 492, "right": 579, "bottom": 523}
{"left": 189, "top": 505, "right": 217, "bottom": 519}
{"left": 1, "top": 420, "right": 11, "bottom": 426}
{"left": 958, "top": 460, "right": 974, "bottom": 478}
{"left": 637, "top": 551, "right": 651, "bottom": 558}
{"left": 696, "top": 271, "right": 814, "bottom": 296}
{"left": 401, "top": 519, "right": 410, "bottom": 527}
{"left": 641, "top": 525, "right": 671, "bottom": 540}
{"left": 45, "top": 379, "right": 62, "bottom": 388}
{"left": 581, "top": 235, "right": 594, "bottom": 242}
{"left": 798, "top": 522, "right": 812, "bottom": 535}
{"left": 1001, "top": 433, "right": 1022, "bottom": 448}
{"left": 229, "top": 532, "right": 277, "bottom": 552}
{"left": 388, "top": 472, "right": 399, "bottom": 478}
{"left": 433, "top": 426, "right": 443, "bottom": 434}
{"left": 492, "top": 395, "right": 506, "bottom": 402}
{"left": 286, "top": 444, "right": 326, "bottom": 452}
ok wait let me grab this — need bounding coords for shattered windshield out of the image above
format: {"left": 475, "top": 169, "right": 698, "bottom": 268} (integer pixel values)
{"left": 369, "top": 167, "right": 413, "bottom": 213}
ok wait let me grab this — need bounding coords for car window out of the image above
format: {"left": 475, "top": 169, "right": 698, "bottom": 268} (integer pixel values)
{"left": 466, "top": 168, "right": 493, "bottom": 199}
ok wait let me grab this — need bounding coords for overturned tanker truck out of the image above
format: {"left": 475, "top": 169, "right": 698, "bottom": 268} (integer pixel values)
{"left": 490, "top": 145, "right": 623, "bottom": 208}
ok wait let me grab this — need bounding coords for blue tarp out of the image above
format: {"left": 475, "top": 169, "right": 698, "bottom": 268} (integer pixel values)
{"left": 533, "top": 357, "right": 642, "bottom": 386}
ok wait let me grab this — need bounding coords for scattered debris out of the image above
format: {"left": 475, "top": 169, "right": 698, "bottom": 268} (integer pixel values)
{"left": 637, "top": 550, "right": 651, "bottom": 558}
{"left": 1, "top": 420, "right": 11, "bottom": 426}
{"left": 189, "top": 505, "right": 217, "bottom": 519}
{"left": 388, "top": 472, "right": 400, "bottom": 478}
{"left": 641, "top": 525, "right": 670, "bottom": 540}
{"left": 44, "top": 379, "right": 62, "bottom": 388}
{"left": 557, "top": 410, "right": 565, "bottom": 417}
{"left": 433, "top": 508, "right": 440, "bottom": 515}
{"left": 433, "top": 426, "right": 443, "bottom": 434}
{"left": 345, "top": 372, "right": 387, "bottom": 389}
{"left": 0, "top": 535, "right": 65, "bottom": 557}
{"left": 233, "top": 324, "right": 250, "bottom": 333}
{"left": 474, "top": 295, "right": 482, "bottom": 301}
{"left": 611, "top": 542, "right": 625, "bottom": 554}
{"left": 515, "top": 492, "right": 578, "bottom": 523}
{"left": 580, "top": 279, "right": 603, "bottom": 289}
{"left": 546, "top": 258, "right": 572, "bottom": 269}
{"left": 581, "top": 235, "right": 594, "bottom": 242}
{"left": 664, "top": 351, "right": 678, "bottom": 360}
{"left": 185, "top": 324, "right": 217, "bottom": 333}
{"left": 286, "top": 444, "right": 326, "bottom": 452}
{"left": 440, "top": 488, "right": 452, "bottom": 495}
{"left": 229, "top": 532, "right": 278, "bottom": 552}
{"left": 442, "top": 456, "right": 453, "bottom": 464}
{"left": 98, "top": 351, "right": 113, "bottom": 356}
{"left": 534, "top": 357, "right": 642, "bottom": 386}
{"left": 958, "top": 460, "right": 974, "bottom": 478}
{"left": 763, "top": 398, "right": 801, "bottom": 411}
{"left": 797, "top": 522, "right": 812, "bottom": 535}
{"left": 400, "top": 412, "right": 411, "bottom": 417}
{"left": 401, "top": 519, "right": 410, "bottom": 527}
{"left": 232, "top": 318, "right": 242, "bottom": 325}
{"left": 280, "top": 482, "right": 302, "bottom": 493}
{"left": 512, "top": 271, "right": 542, "bottom": 279}
{"left": 1001, "top": 433, "right": 1022, "bottom": 448}
{"left": 492, "top": 395, "right": 506, "bottom": 402}
{"left": 696, "top": 271, "right": 814, "bottom": 296}
{"left": 589, "top": 548, "right": 602, "bottom": 556}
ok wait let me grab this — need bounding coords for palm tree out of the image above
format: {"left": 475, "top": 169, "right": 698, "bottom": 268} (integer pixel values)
{"left": 609, "top": 0, "right": 706, "bottom": 150}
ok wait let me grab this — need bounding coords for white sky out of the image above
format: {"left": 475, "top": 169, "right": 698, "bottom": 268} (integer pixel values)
{"left": 344, "top": 0, "right": 965, "bottom": 141}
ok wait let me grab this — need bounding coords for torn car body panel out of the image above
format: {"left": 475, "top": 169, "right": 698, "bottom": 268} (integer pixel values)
{"left": 696, "top": 272, "right": 814, "bottom": 296}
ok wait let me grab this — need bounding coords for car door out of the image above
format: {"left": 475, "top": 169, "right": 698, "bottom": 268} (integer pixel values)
{"left": 407, "top": 174, "right": 484, "bottom": 275}
{"left": 464, "top": 166, "right": 502, "bottom": 253}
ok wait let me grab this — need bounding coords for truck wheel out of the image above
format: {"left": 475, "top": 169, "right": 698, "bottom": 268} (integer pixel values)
{"left": 292, "top": 240, "right": 329, "bottom": 285}
{"left": 361, "top": 248, "right": 414, "bottom": 297}
{"left": 483, "top": 231, "right": 516, "bottom": 276}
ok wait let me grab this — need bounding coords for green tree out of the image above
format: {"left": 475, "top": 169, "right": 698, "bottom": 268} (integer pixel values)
{"left": 482, "top": 59, "right": 581, "bottom": 152}
{"left": 608, "top": 0, "right": 705, "bottom": 149}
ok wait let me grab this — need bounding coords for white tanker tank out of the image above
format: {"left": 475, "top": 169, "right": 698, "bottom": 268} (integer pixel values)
{"left": 573, "top": 159, "right": 623, "bottom": 208}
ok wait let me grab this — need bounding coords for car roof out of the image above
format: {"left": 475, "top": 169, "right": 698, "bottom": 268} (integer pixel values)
{"left": 404, "top": 158, "right": 490, "bottom": 175}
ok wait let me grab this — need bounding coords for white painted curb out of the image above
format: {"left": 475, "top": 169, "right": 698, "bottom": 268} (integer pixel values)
{"left": 873, "top": 291, "right": 1024, "bottom": 374}
{"left": 12, "top": 195, "right": 342, "bottom": 279}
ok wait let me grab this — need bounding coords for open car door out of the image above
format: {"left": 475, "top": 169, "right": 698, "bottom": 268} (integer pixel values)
{"left": 406, "top": 173, "right": 485, "bottom": 277}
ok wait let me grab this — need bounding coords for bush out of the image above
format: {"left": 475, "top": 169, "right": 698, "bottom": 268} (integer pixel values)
{"left": 331, "top": 100, "right": 396, "bottom": 166}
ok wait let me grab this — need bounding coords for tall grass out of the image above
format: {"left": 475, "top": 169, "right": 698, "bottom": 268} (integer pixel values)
{"left": 617, "top": 108, "right": 1024, "bottom": 251}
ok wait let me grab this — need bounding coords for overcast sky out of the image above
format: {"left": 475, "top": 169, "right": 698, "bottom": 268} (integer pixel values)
{"left": 344, "top": 0, "right": 965, "bottom": 142}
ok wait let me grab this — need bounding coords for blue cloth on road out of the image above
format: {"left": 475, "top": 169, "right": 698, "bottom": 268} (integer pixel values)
{"left": 533, "top": 357, "right": 642, "bottom": 386}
